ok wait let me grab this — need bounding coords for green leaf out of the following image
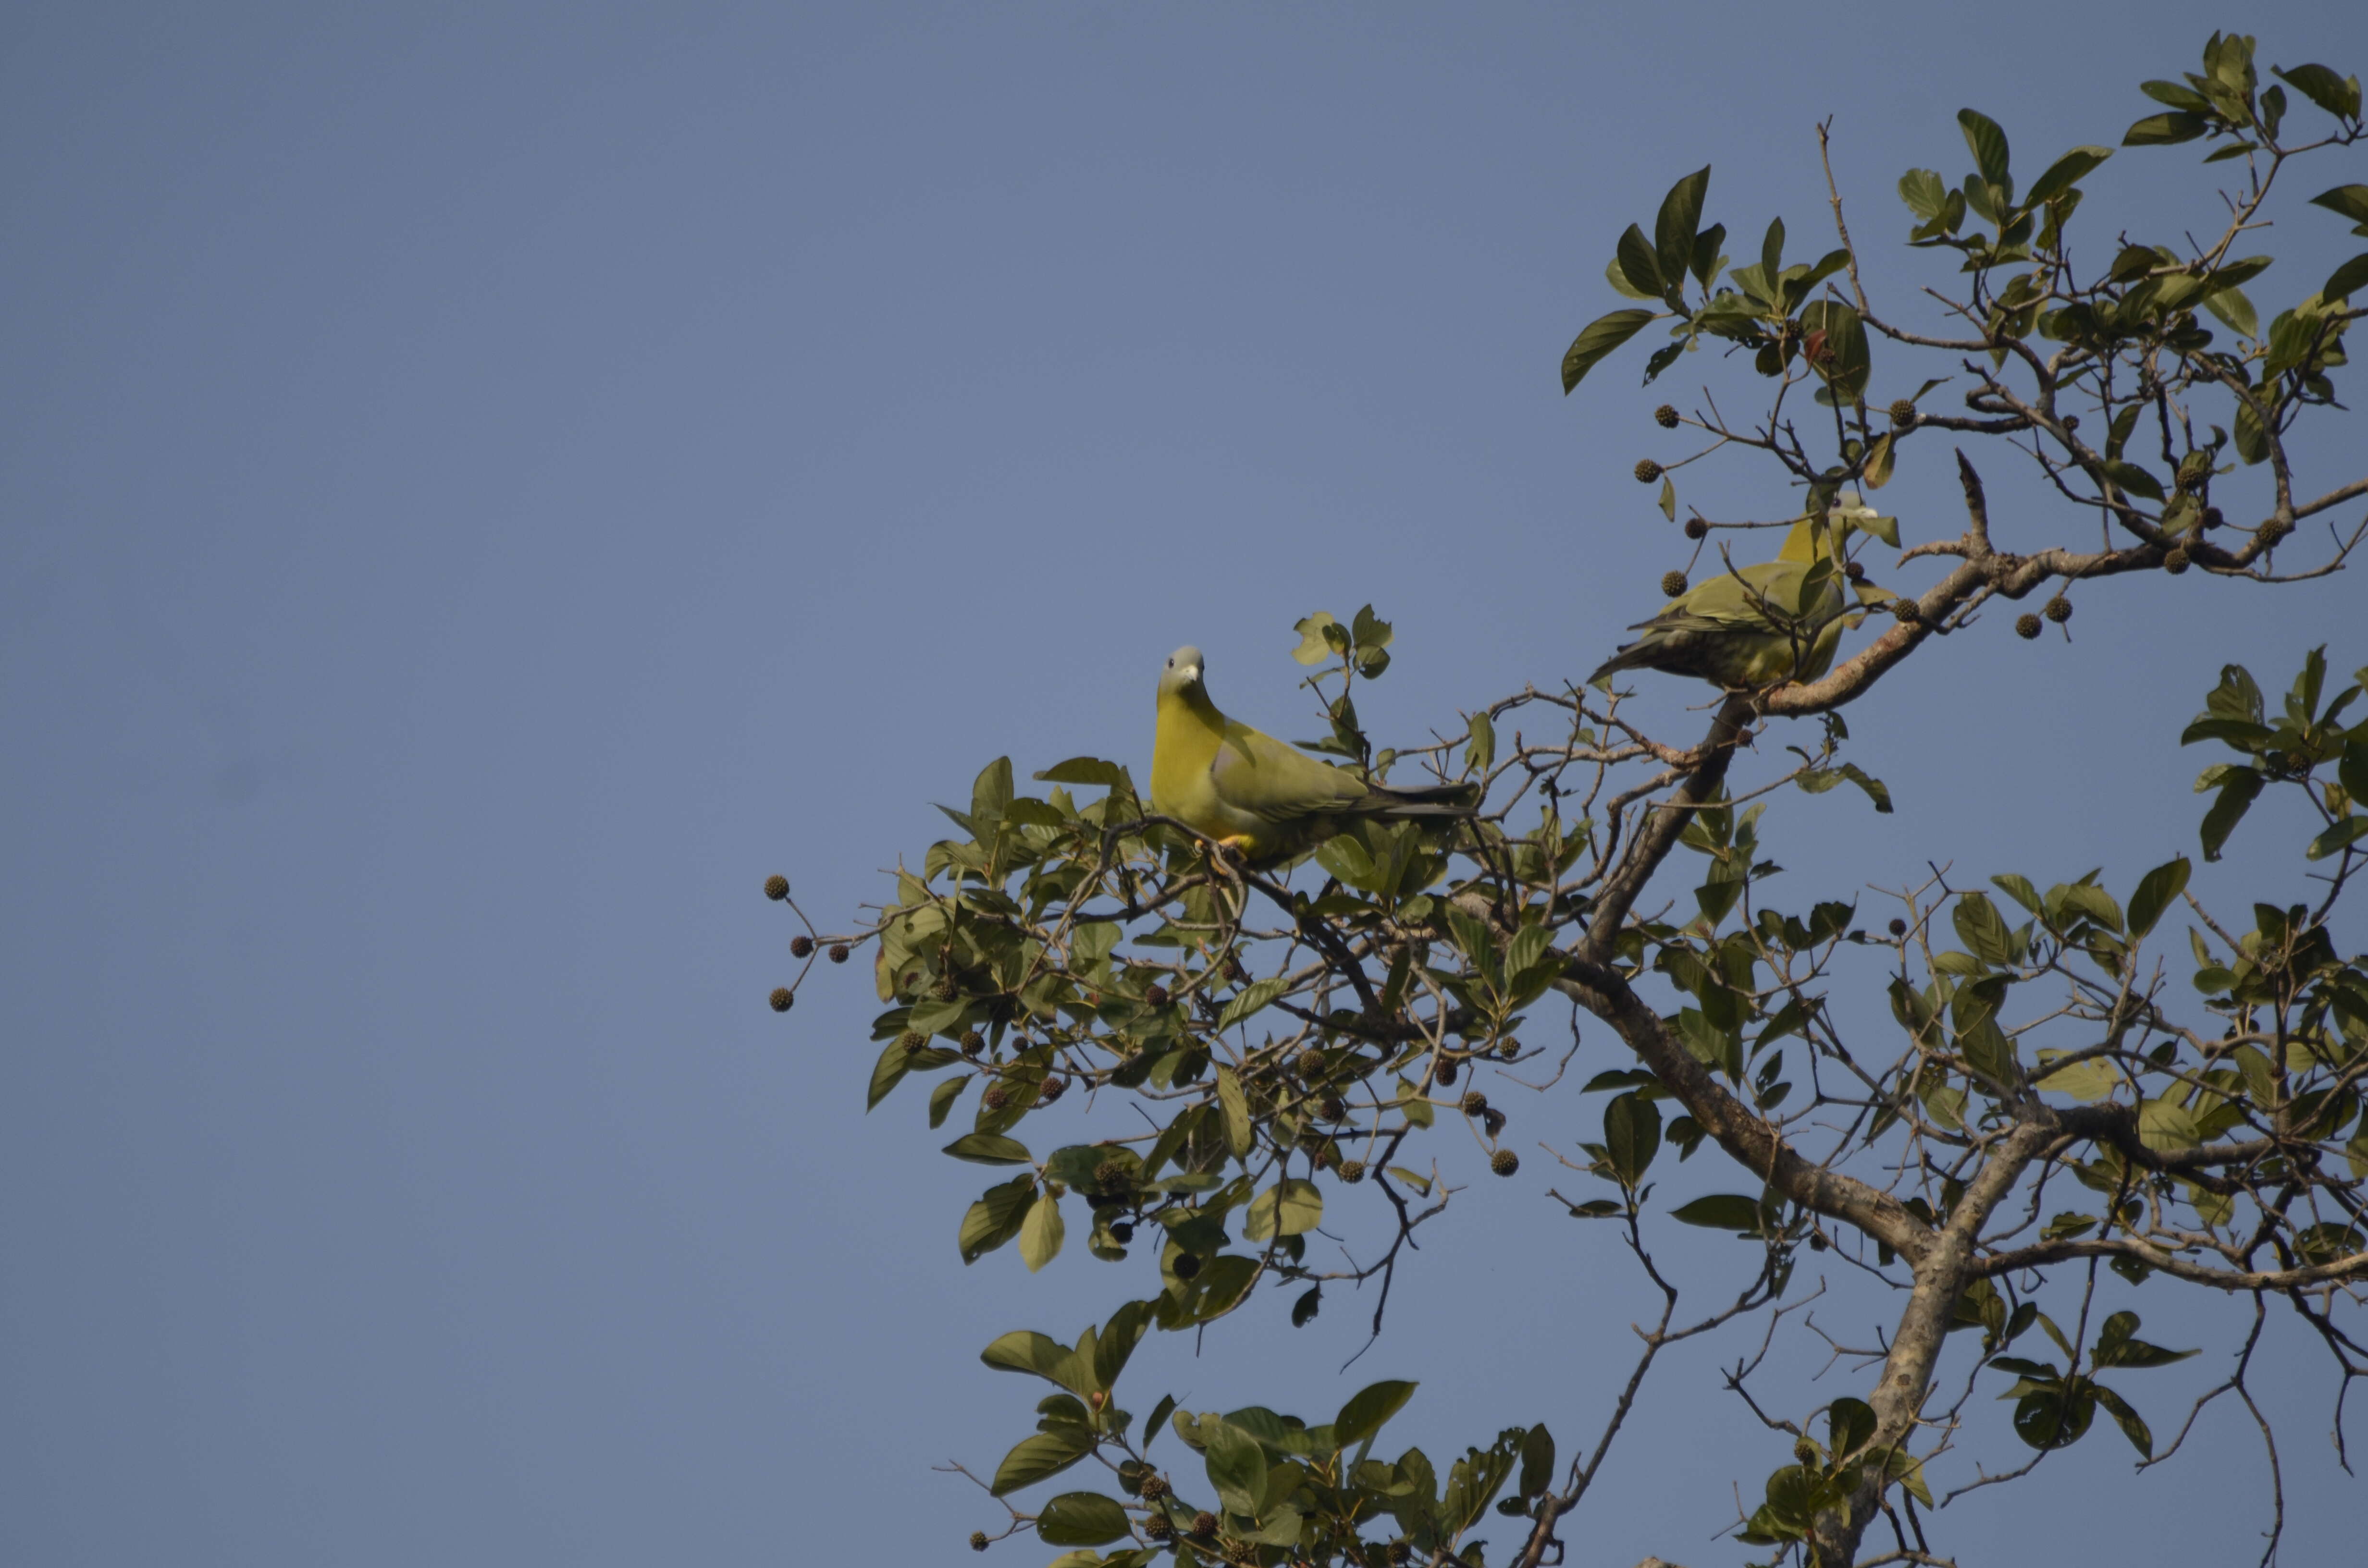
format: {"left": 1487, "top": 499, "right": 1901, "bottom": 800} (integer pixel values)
{"left": 1466, "top": 710, "right": 1496, "bottom": 777}
{"left": 1093, "top": 1299, "right": 1150, "bottom": 1390}
{"left": 2126, "top": 857, "right": 2191, "bottom": 940}
{"left": 1292, "top": 612, "right": 1339, "bottom": 666}
{"left": 2025, "top": 146, "right": 2111, "bottom": 206}
{"left": 1217, "top": 975, "right": 1290, "bottom": 1029}
{"left": 1143, "top": 1394, "right": 1178, "bottom": 1453}
{"left": 2200, "top": 767, "right": 2265, "bottom": 861}
{"left": 981, "top": 1330, "right": 1085, "bottom": 1388}
{"left": 2310, "top": 184, "right": 2368, "bottom": 228}
{"left": 929, "top": 1075, "right": 968, "bottom": 1128}
{"left": 1863, "top": 430, "right": 1896, "bottom": 490}
{"left": 1668, "top": 1193, "right": 1776, "bottom": 1234}
{"left": 2273, "top": 63, "right": 2363, "bottom": 122}
{"left": 2099, "top": 460, "right": 2164, "bottom": 500}
{"left": 1952, "top": 892, "right": 2021, "bottom": 966}
{"left": 945, "top": 1132, "right": 1034, "bottom": 1165}
{"left": 1562, "top": 308, "right": 1656, "bottom": 393}
{"left": 2124, "top": 111, "right": 2208, "bottom": 146}
{"left": 961, "top": 1175, "right": 1039, "bottom": 1263}
{"left": 1798, "top": 298, "right": 1872, "bottom": 401}
{"left": 2310, "top": 816, "right": 2368, "bottom": 861}
{"left": 1658, "top": 473, "right": 1677, "bottom": 519}
{"left": 1034, "top": 756, "right": 1129, "bottom": 788}
{"left": 1036, "top": 1492, "right": 1131, "bottom": 1546}
{"left": 1826, "top": 1396, "right": 1877, "bottom": 1456}
{"left": 2093, "top": 1310, "right": 2198, "bottom": 1369}
{"left": 1958, "top": 108, "right": 2011, "bottom": 189}
{"left": 1216, "top": 1066, "right": 1253, "bottom": 1157}
{"left": 972, "top": 756, "right": 1014, "bottom": 824}
{"left": 1335, "top": 1380, "right": 1418, "bottom": 1452}
{"left": 1614, "top": 222, "right": 1665, "bottom": 300}
{"left": 2325, "top": 253, "right": 2368, "bottom": 304}
{"left": 1243, "top": 1179, "right": 1324, "bottom": 1241}
{"left": 1604, "top": 253, "right": 1656, "bottom": 300}
{"left": 1517, "top": 1424, "right": 1556, "bottom": 1498}
{"left": 1603, "top": 1091, "right": 1661, "bottom": 1187}
{"left": 1898, "top": 168, "right": 1947, "bottom": 220}
{"left": 866, "top": 1038, "right": 915, "bottom": 1110}
{"left": 1654, "top": 166, "right": 1712, "bottom": 297}
{"left": 1020, "top": 1190, "right": 1066, "bottom": 1272}
{"left": 2088, "top": 1385, "right": 2154, "bottom": 1458}
{"left": 2203, "top": 285, "right": 2258, "bottom": 341}
{"left": 993, "top": 1426, "right": 1095, "bottom": 1495}
{"left": 1200, "top": 1417, "right": 1269, "bottom": 1517}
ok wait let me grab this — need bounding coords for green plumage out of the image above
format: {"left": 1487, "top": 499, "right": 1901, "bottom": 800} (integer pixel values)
{"left": 1150, "top": 646, "right": 1475, "bottom": 865}
{"left": 1591, "top": 514, "right": 1883, "bottom": 689}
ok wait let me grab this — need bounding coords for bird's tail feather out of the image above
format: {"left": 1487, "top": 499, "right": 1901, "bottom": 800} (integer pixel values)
{"left": 1370, "top": 781, "right": 1482, "bottom": 819}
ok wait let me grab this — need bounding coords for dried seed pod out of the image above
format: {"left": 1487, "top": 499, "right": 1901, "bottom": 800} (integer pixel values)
{"left": 763, "top": 874, "right": 790, "bottom": 901}
{"left": 1654, "top": 403, "right": 1680, "bottom": 429}
{"left": 1634, "top": 458, "right": 1662, "bottom": 483}
{"left": 768, "top": 987, "right": 793, "bottom": 1013}
{"left": 1661, "top": 569, "right": 1689, "bottom": 598}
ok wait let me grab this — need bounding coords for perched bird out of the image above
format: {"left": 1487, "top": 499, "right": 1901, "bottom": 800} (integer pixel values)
{"left": 1591, "top": 513, "right": 1879, "bottom": 689}
{"left": 1150, "top": 646, "right": 1477, "bottom": 864}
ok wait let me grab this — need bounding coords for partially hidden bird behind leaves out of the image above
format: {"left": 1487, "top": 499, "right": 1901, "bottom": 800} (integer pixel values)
{"left": 1590, "top": 508, "right": 1892, "bottom": 690}
{"left": 1150, "top": 646, "right": 1478, "bottom": 865}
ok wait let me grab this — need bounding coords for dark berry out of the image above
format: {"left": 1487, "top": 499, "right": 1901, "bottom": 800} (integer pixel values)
{"left": 1143, "top": 1515, "right": 1173, "bottom": 1541}
{"left": 1491, "top": 1148, "right": 1520, "bottom": 1176}
{"left": 1890, "top": 597, "right": 1919, "bottom": 621}
{"left": 1094, "top": 1159, "right": 1129, "bottom": 1189}
{"left": 1173, "top": 1253, "right": 1201, "bottom": 1280}
{"left": 899, "top": 1030, "right": 926, "bottom": 1054}
{"left": 1460, "top": 1090, "right": 1488, "bottom": 1115}
{"left": 2201, "top": 506, "right": 2224, "bottom": 530}
{"left": 1654, "top": 403, "right": 1680, "bottom": 429}
{"left": 1039, "top": 1077, "right": 1067, "bottom": 1103}
{"left": 960, "top": 1031, "right": 985, "bottom": 1057}
{"left": 1145, "top": 982, "right": 1169, "bottom": 1006}
{"left": 970, "top": 1530, "right": 989, "bottom": 1551}
{"left": 763, "top": 874, "right": 790, "bottom": 901}
{"left": 2015, "top": 613, "right": 2042, "bottom": 640}
{"left": 2164, "top": 545, "right": 2190, "bottom": 575}
{"left": 982, "top": 1084, "right": 1010, "bottom": 1111}
{"left": 1844, "top": 560, "right": 1865, "bottom": 582}
{"left": 789, "top": 935, "right": 814, "bottom": 958}
{"left": 1888, "top": 398, "right": 1917, "bottom": 427}
{"left": 1634, "top": 458, "right": 1662, "bottom": 484}
{"left": 1296, "top": 1048, "right": 1326, "bottom": 1079}
{"left": 1661, "top": 570, "right": 1690, "bottom": 598}
{"left": 1338, "top": 1160, "right": 1366, "bottom": 1183}
{"left": 1683, "top": 515, "right": 1709, "bottom": 539}
{"left": 827, "top": 943, "right": 850, "bottom": 963}
{"left": 1435, "top": 1058, "right": 1457, "bottom": 1087}
{"left": 768, "top": 987, "right": 793, "bottom": 1013}
{"left": 2044, "top": 596, "right": 2072, "bottom": 624}
{"left": 1318, "top": 1094, "right": 1346, "bottom": 1121}
{"left": 1887, "top": 917, "right": 1908, "bottom": 938}
{"left": 932, "top": 973, "right": 958, "bottom": 1001}
{"left": 2060, "top": 414, "right": 2080, "bottom": 431}
{"left": 1109, "top": 1221, "right": 1135, "bottom": 1244}
{"left": 1140, "top": 1473, "right": 1170, "bottom": 1500}
{"left": 1190, "top": 1512, "right": 1219, "bottom": 1540}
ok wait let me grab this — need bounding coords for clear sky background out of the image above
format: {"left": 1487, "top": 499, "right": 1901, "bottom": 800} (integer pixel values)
{"left": 4, "top": 3, "right": 2365, "bottom": 1564}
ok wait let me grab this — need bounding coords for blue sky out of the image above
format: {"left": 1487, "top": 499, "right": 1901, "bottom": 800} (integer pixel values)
{"left": 3, "top": 3, "right": 2363, "bottom": 1563}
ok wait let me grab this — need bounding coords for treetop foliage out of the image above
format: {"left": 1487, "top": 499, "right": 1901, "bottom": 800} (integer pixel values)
{"left": 770, "top": 32, "right": 2367, "bottom": 1568}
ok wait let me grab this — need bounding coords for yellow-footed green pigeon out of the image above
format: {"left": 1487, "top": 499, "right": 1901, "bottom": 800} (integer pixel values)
{"left": 1591, "top": 511, "right": 1888, "bottom": 689}
{"left": 1149, "top": 646, "right": 1476, "bottom": 864}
